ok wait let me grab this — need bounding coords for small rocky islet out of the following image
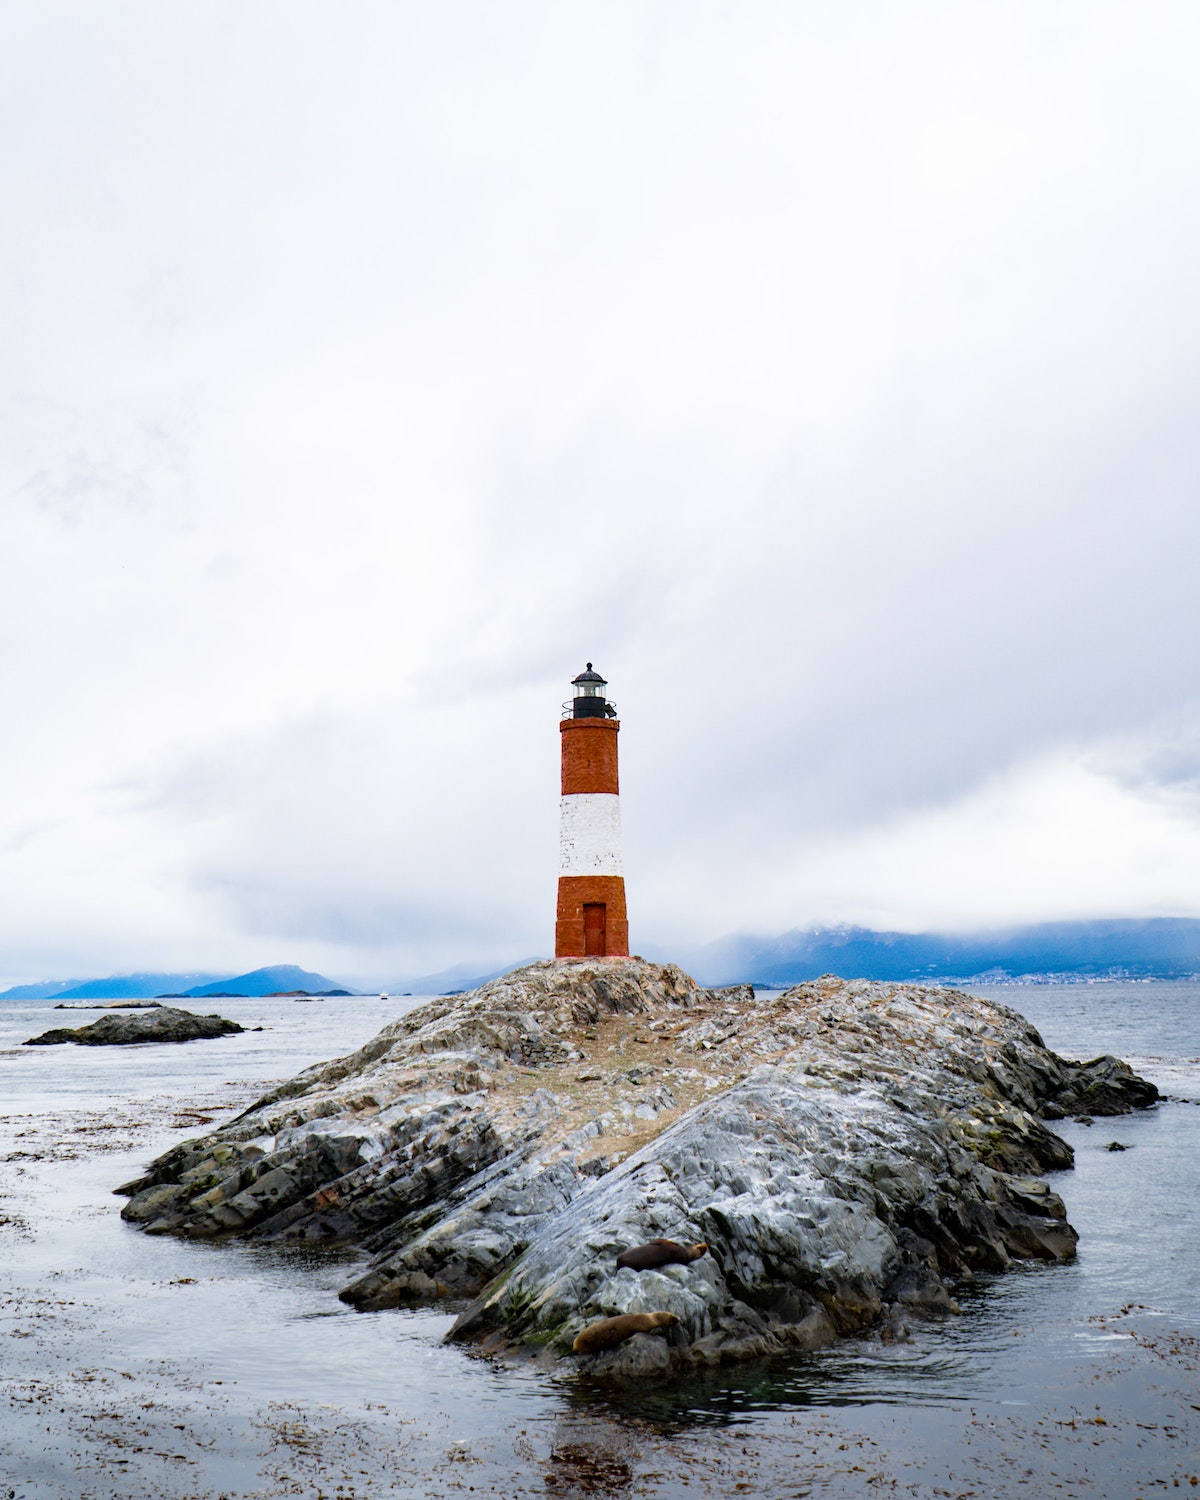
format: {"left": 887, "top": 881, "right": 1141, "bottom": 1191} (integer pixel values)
{"left": 115, "top": 960, "right": 1156, "bottom": 1376}
{"left": 26, "top": 1007, "right": 244, "bottom": 1047}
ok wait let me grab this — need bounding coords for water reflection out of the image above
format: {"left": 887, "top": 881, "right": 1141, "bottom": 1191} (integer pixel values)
{"left": 560, "top": 1338, "right": 972, "bottom": 1434}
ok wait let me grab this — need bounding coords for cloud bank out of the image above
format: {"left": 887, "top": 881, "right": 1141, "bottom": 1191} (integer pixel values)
{"left": 3, "top": 1, "right": 1200, "bottom": 984}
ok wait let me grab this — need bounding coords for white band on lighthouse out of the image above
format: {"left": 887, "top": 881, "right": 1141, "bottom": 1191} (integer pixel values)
{"left": 558, "top": 793, "right": 623, "bottom": 877}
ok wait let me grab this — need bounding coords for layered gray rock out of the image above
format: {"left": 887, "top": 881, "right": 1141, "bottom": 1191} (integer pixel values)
{"left": 113, "top": 961, "right": 1156, "bottom": 1372}
{"left": 26, "top": 1007, "right": 244, "bottom": 1047}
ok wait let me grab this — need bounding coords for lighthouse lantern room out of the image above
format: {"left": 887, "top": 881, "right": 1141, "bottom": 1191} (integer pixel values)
{"left": 555, "top": 664, "right": 629, "bottom": 959}
{"left": 569, "top": 664, "right": 617, "bottom": 718}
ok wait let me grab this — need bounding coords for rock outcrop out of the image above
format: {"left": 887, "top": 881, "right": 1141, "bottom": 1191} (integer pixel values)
{"left": 113, "top": 961, "right": 1156, "bottom": 1373}
{"left": 54, "top": 999, "right": 165, "bottom": 1011}
{"left": 27, "top": 1007, "right": 244, "bottom": 1047}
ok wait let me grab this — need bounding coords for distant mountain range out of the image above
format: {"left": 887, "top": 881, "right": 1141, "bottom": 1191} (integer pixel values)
{"left": 672, "top": 917, "right": 1200, "bottom": 987}
{"left": 178, "top": 965, "right": 352, "bottom": 997}
{"left": 384, "top": 919, "right": 1200, "bottom": 994}
{"left": 6, "top": 920, "right": 1200, "bottom": 1003}
{"left": 0, "top": 972, "right": 220, "bottom": 1001}
{"left": 0, "top": 964, "right": 354, "bottom": 1000}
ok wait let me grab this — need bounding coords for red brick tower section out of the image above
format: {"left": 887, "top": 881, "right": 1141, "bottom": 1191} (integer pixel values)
{"left": 555, "top": 665, "right": 629, "bottom": 959}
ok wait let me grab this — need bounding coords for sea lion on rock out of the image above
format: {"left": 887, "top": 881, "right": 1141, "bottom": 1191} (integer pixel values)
{"left": 616, "top": 1238, "right": 708, "bottom": 1272}
{"left": 572, "top": 1311, "right": 679, "bottom": 1355}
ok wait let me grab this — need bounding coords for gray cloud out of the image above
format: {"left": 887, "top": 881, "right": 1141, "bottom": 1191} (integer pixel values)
{"left": 2, "top": 1, "right": 1200, "bottom": 982}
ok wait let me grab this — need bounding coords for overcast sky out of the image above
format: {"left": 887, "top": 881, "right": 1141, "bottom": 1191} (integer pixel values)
{"left": 3, "top": 1, "right": 1200, "bottom": 986}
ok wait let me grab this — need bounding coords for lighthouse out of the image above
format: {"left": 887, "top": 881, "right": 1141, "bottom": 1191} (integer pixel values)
{"left": 555, "top": 664, "right": 629, "bottom": 959}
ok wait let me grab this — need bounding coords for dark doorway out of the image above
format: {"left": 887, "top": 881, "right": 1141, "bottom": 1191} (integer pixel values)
{"left": 583, "top": 903, "right": 606, "bottom": 957}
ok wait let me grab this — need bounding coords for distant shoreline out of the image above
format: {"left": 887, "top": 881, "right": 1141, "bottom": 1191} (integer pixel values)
{"left": 4, "top": 971, "right": 1197, "bottom": 1002}
{"left": 750, "top": 972, "right": 1194, "bottom": 990}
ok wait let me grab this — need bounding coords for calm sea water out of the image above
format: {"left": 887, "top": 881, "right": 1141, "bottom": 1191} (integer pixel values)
{"left": 0, "top": 982, "right": 1196, "bottom": 1498}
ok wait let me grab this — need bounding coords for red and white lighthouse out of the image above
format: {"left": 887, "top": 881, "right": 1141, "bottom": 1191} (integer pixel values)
{"left": 555, "top": 664, "right": 629, "bottom": 959}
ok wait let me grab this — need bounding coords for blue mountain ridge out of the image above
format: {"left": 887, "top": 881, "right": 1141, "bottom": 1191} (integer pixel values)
{"left": 183, "top": 965, "right": 351, "bottom": 997}
{"left": 0, "top": 965, "right": 352, "bottom": 1000}
{"left": 425, "top": 919, "right": 1200, "bottom": 991}
{"left": 7, "top": 920, "right": 1200, "bottom": 1001}
{"left": 669, "top": 917, "right": 1200, "bottom": 987}
{"left": 0, "top": 972, "right": 223, "bottom": 1001}
{"left": 0, "top": 978, "right": 92, "bottom": 1000}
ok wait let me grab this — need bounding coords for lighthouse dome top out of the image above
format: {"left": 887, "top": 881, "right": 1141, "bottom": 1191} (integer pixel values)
{"left": 567, "top": 663, "right": 617, "bottom": 719}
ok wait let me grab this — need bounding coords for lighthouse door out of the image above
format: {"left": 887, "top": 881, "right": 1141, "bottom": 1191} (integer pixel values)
{"left": 583, "top": 903, "right": 607, "bottom": 956}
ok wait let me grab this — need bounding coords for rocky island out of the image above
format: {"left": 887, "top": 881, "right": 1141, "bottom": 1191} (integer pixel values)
{"left": 28, "top": 1007, "right": 245, "bottom": 1047}
{"left": 115, "top": 960, "right": 1155, "bottom": 1375}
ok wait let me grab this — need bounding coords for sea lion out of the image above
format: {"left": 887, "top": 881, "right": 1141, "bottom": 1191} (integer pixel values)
{"left": 571, "top": 1310, "right": 679, "bottom": 1356}
{"left": 615, "top": 1238, "right": 709, "bottom": 1272}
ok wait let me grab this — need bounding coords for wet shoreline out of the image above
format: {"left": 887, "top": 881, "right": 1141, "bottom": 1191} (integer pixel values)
{"left": 1, "top": 989, "right": 1198, "bottom": 1497}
